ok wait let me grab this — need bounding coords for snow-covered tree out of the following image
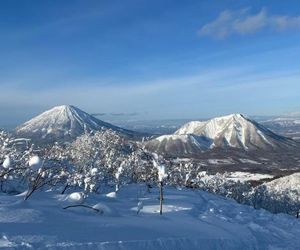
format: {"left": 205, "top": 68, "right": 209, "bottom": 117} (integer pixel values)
{"left": 0, "top": 130, "right": 32, "bottom": 193}
{"left": 67, "top": 129, "right": 136, "bottom": 193}
{"left": 152, "top": 153, "right": 167, "bottom": 215}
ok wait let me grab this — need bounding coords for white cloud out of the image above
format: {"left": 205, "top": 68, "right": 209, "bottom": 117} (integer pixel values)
{"left": 198, "top": 8, "right": 300, "bottom": 38}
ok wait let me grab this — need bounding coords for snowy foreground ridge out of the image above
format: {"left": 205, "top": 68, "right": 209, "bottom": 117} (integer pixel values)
{"left": 0, "top": 185, "right": 299, "bottom": 249}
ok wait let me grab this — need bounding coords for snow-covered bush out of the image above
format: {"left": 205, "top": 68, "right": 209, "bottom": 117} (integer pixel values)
{"left": 165, "top": 160, "right": 253, "bottom": 204}
{"left": 67, "top": 130, "right": 137, "bottom": 193}
{"left": 0, "top": 130, "right": 33, "bottom": 193}
{"left": 128, "top": 147, "right": 160, "bottom": 187}
{"left": 0, "top": 132, "right": 74, "bottom": 198}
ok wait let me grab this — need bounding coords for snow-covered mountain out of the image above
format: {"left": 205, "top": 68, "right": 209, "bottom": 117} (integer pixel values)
{"left": 15, "top": 105, "right": 137, "bottom": 144}
{"left": 145, "top": 114, "right": 297, "bottom": 155}
{"left": 174, "top": 114, "right": 294, "bottom": 150}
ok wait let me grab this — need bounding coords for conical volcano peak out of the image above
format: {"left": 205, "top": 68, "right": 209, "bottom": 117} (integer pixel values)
{"left": 47, "top": 105, "right": 80, "bottom": 114}
{"left": 15, "top": 105, "right": 136, "bottom": 144}
{"left": 47, "top": 104, "right": 73, "bottom": 111}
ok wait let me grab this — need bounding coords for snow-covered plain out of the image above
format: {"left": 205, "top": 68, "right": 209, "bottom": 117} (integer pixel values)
{"left": 207, "top": 158, "right": 234, "bottom": 165}
{"left": 226, "top": 172, "right": 274, "bottom": 182}
{"left": 0, "top": 184, "right": 299, "bottom": 249}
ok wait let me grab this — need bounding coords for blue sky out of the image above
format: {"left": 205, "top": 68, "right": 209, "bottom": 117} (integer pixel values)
{"left": 1, "top": 0, "right": 300, "bottom": 125}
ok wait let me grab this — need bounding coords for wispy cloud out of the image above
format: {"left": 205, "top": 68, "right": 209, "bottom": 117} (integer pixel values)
{"left": 1, "top": 65, "right": 299, "bottom": 120}
{"left": 198, "top": 8, "right": 300, "bottom": 39}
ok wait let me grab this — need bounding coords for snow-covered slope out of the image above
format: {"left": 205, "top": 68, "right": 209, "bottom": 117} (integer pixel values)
{"left": 262, "top": 173, "right": 300, "bottom": 194}
{"left": 251, "top": 173, "right": 300, "bottom": 214}
{"left": 145, "top": 114, "right": 297, "bottom": 155}
{"left": 0, "top": 184, "right": 299, "bottom": 249}
{"left": 145, "top": 134, "right": 212, "bottom": 155}
{"left": 15, "top": 105, "right": 136, "bottom": 144}
{"left": 254, "top": 173, "right": 300, "bottom": 210}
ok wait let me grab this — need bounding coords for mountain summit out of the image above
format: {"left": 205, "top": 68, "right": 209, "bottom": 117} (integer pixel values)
{"left": 174, "top": 113, "right": 291, "bottom": 150}
{"left": 145, "top": 114, "right": 296, "bottom": 155}
{"left": 15, "top": 105, "right": 135, "bottom": 144}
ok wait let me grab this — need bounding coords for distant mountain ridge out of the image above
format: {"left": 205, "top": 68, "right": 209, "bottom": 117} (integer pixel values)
{"left": 261, "top": 116, "right": 300, "bottom": 140}
{"left": 145, "top": 114, "right": 297, "bottom": 156}
{"left": 15, "top": 105, "right": 138, "bottom": 144}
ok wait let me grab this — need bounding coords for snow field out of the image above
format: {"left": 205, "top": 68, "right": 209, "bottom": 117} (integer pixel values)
{"left": 0, "top": 184, "right": 300, "bottom": 249}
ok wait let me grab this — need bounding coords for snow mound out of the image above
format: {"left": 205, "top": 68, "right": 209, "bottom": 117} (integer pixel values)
{"left": 2, "top": 156, "right": 11, "bottom": 169}
{"left": 28, "top": 155, "right": 42, "bottom": 170}
{"left": 67, "top": 192, "right": 85, "bottom": 203}
{"left": 106, "top": 191, "right": 117, "bottom": 198}
{"left": 92, "top": 203, "right": 112, "bottom": 214}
